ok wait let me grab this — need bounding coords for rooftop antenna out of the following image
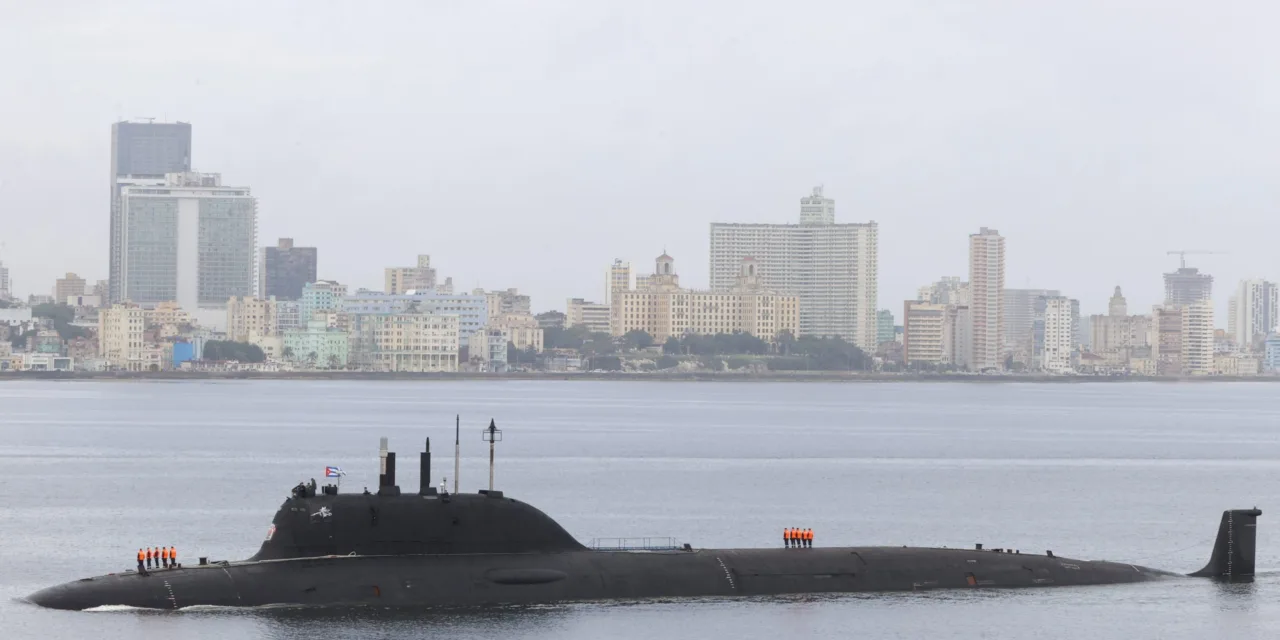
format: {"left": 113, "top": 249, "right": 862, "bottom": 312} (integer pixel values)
{"left": 134, "top": 116, "right": 156, "bottom": 124}
{"left": 453, "top": 415, "right": 460, "bottom": 494}
{"left": 482, "top": 419, "right": 503, "bottom": 492}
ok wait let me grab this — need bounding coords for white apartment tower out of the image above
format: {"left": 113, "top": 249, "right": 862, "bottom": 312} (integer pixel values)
{"left": 117, "top": 172, "right": 257, "bottom": 311}
{"left": 709, "top": 187, "right": 878, "bottom": 350}
{"left": 967, "top": 228, "right": 1005, "bottom": 371}
{"left": 1040, "top": 296, "right": 1076, "bottom": 373}
{"left": 1229, "top": 279, "right": 1278, "bottom": 351}
{"left": 1182, "top": 300, "right": 1215, "bottom": 375}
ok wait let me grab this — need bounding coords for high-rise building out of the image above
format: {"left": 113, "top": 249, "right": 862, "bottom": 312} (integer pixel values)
{"left": 1164, "top": 267, "right": 1212, "bottom": 306}
{"left": 98, "top": 303, "right": 147, "bottom": 371}
{"left": 1265, "top": 334, "right": 1280, "bottom": 372}
{"left": 117, "top": 172, "right": 257, "bottom": 311}
{"left": 1153, "top": 301, "right": 1214, "bottom": 376}
{"left": 876, "top": 309, "right": 895, "bottom": 345}
{"left": 109, "top": 121, "right": 193, "bottom": 304}
{"left": 1089, "top": 286, "right": 1152, "bottom": 369}
{"left": 1039, "top": 296, "right": 1077, "bottom": 373}
{"left": 619, "top": 254, "right": 800, "bottom": 344}
{"left": 607, "top": 259, "right": 632, "bottom": 335}
{"left": 0, "top": 260, "right": 11, "bottom": 300}
{"left": 1229, "top": 279, "right": 1278, "bottom": 351}
{"left": 1003, "top": 288, "right": 1060, "bottom": 354}
{"left": 967, "top": 228, "right": 1005, "bottom": 371}
{"left": 384, "top": 255, "right": 437, "bottom": 295}
{"left": 260, "top": 238, "right": 317, "bottom": 301}
{"left": 1182, "top": 300, "right": 1214, "bottom": 375}
{"left": 709, "top": 187, "right": 877, "bottom": 350}
{"left": 53, "top": 273, "right": 86, "bottom": 304}
{"left": 902, "top": 301, "right": 946, "bottom": 367}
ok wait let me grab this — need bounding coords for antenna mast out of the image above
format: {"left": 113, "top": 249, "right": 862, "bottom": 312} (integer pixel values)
{"left": 482, "top": 419, "right": 503, "bottom": 492}
{"left": 453, "top": 414, "right": 460, "bottom": 494}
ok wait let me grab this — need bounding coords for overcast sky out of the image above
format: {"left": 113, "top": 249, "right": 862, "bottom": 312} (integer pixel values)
{"left": 1, "top": 1, "right": 1277, "bottom": 320}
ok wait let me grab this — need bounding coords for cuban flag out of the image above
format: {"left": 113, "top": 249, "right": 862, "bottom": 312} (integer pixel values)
{"left": 325, "top": 466, "right": 345, "bottom": 478}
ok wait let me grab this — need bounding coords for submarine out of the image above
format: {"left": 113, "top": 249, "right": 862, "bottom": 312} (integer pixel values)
{"left": 28, "top": 432, "right": 1262, "bottom": 610}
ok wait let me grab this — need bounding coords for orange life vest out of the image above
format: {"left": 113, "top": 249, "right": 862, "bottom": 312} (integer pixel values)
{"left": 137, "top": 549, "right": 144, "bottom": 561}
{"left": 784, "top": 528, "right": 792, "bottom": 540}
{"left": 162, "top": 548, "right": 169, "bottom": 560}
{"left": 806, "top": 529, "right": 813, "bottom": 541}
{"left": 147, "top": 548, "right": 154, "bottom": 559}
{"left": 170, "top": 547, "right": 177, "bottom": 560}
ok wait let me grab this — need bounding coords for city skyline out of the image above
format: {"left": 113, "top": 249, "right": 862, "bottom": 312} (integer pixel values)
{"left": 2, "top": 4, "right": 1279, "bottom": 322}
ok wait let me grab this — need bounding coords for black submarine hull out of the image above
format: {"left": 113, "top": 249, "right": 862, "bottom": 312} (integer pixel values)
{"left": 28, "top": 546, "right": 1176, "bottom": 610}
{"left": 25, "top": 433, "right": 1262, "bottom": 611}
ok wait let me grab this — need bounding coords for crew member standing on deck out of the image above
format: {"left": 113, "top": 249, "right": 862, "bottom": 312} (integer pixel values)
{"left": 806, "top": 528, "right": 813, "bottom": 548}
{"left": 161, "top": 546, "right": 169, "bottom": 569}
{"left": 783, "top": 527, "right": 790, "bottom": 548}
{"left": 170, "top": 546, "right": 177, "bottom": 568}
{"left": 146, "top": 547, "right": 153, "bottom": 569}
{"left": 137, "top": 549, "right": 145, "bottom": 574}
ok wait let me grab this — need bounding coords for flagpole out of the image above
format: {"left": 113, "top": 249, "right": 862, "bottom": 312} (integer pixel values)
{"left": 454, "top": 414, "right": 460, "bottom": 494}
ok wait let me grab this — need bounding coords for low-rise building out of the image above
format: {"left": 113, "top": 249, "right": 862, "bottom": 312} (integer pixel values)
{"left": 145, "top": 301, "right": 190, "bottom": 329}
{"left": 283, "top": 320, "right": 349, "bottom": 368}
{"left": 1266, "top": 334, "right": 1280, "bottom": 373}
{"left": 490, "top": 314, "right": 544, "bottom": 352}
{"left": 348, "top": 312, "right": 459, "bottom": 372}
{"left": 1214, "top": 353, "right": 1261, "bottom": 376}
{"left": 226, "top": 297, "right": 278, "bottom": 342}
{"left": 616, "top": 254, "right": 800, "bottom": 344}
{"left": 566, "top": 298, "right": 611, "bottom": 333}
{"left": 342, "top": 291, "right": 485, "bottom": 346}
{"left": 468, "top": 327, "right": 509, "bottom": 372}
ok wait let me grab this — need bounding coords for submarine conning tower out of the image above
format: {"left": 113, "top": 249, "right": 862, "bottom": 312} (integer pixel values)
{"left": 249, "top": 436, "right": 585, "bottom": 561}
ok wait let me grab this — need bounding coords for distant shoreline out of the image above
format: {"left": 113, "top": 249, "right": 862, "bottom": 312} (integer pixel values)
{"left": 1, "top": 371, "right": 1276, "bottom": 383}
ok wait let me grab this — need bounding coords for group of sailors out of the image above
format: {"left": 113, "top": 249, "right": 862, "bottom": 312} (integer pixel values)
{"left": 136, "top": 546, "right": 179, "bottom": 575}
{"left": 784, "top": 528, "right": 814, "bottom": 548}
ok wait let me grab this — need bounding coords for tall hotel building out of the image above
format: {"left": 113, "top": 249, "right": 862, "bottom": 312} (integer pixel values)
{"left": 109, "top": 121, "right": 193, "bottom": 304}
{"left": 967, "top": 227, "right": 1005, "bottom": 371}
{"left": 117, "top": 172, "right": 258, "bottom": 311}
{"left": 709, "top": 187, "right": 878, "bottom": 351}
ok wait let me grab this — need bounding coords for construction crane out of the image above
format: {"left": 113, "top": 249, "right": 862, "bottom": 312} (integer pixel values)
{"left": 1167, "top": 250, "right": 1225, "bottom": 269}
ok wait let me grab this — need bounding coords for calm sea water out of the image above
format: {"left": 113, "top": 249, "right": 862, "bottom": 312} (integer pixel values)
{"left": 1, "top": 380, "right": 1279, "bottom": 639}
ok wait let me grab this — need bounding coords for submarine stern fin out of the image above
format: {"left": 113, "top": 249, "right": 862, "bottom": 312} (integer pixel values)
{"left": 1188, "top": 508, "right": 1262, "bottom": 580}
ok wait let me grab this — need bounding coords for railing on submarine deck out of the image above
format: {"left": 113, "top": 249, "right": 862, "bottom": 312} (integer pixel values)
{"left": 588, "top": 537, "right": 683, "bottom": 551}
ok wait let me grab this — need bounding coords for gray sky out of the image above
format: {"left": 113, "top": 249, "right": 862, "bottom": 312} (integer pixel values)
{"left": 1, "top": 1, "right": 1277, "bottom": 321}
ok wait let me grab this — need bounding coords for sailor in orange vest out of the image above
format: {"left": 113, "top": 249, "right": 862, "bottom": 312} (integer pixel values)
{"left": 162, "top": 546, "right": 170, "bottom": 569}
{"left": 145, "top": 547, "right": 154, "bottom": 569}
{"left": 783, "top": 527, "right": 791, "bottom": 548}
{"left": 806, "top": 528, "right": 814, "bottom": 548}
{"left": 137, "top": 548, "right": 145, "bottom": 574}
{"left": 169, "top": 546, "right": 178, "bottom": 568}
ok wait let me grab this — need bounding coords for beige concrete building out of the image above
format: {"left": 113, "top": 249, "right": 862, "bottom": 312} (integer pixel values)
{"left": 1215, "top": 353, "right": 1261, "bottom": 376}
{"left": 617, "top": 254, "right": 799, "bottom": 344}
{"left": 384, "top": 255, "right": 437, "bottom": 295}
{"left": 567, "top": 298, "right": 611, "bottom": 334}
{"left": 490, "top": 313, "right": 544, "bottom": 352}
{"left": 53, "top": 273, "right": 86, "bottom": 304}
{"left": 98, "top": 303, "right": 146, "bottom": 371}
{"left": 475, "top": 288, "right": 531, "bottom": 318}
{"left": 903, "top": 301, "right": 946, "bottom": 367}
{"left": 226, "top": 296, "right": 279, "bottom": 342}
{"left": 967, "top": 228, "right": 1005, "bottom": 371}
{"left": 1152, "top": 301, "right": 1214, "bottom": 376}
{"left": 348, "top": 312, "right": 460, "bottom": 372}
{"left": 607, "top": 259, "right": 633, "bottom": 335}
{"left": 145, "top": 301, "right": 191, "bottom": 329}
